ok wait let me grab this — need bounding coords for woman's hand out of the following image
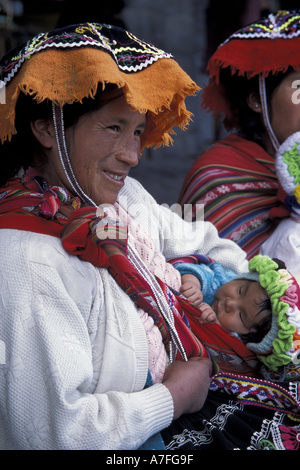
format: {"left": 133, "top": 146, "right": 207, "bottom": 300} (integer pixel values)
{"left": 162, "top": 356, "right": 212, "bottom": 420}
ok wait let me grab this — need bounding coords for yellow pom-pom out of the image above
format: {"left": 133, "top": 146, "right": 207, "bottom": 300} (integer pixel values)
{"left": 293, "top": 184, "right": 300, "bottom": 203}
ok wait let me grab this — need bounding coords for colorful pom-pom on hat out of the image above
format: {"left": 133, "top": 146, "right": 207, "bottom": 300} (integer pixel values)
{"left": 246, "top": 255, "right": 300, "bottom": 376}
{"left": 275, "top": 131, "right": 300, "bottom": 219}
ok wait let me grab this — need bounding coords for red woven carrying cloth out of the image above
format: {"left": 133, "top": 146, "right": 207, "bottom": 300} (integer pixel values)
{"left": 0, "top": 169, "right": 207, "bottom": 361}
{"left": 185, "top": 312, "right": 260, "bottom": 377}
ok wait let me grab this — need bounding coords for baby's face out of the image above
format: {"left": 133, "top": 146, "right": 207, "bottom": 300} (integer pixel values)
{"left": 211, "top": 280, "right": 269, "bottom": 335}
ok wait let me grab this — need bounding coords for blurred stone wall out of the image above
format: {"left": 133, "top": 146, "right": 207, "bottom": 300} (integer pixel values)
{"left": 122, "top": 0, "right": 216, "bottom": 205}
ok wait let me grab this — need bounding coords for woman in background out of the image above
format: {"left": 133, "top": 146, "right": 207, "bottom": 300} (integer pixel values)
{"left": 178, "top": 10, "right": 300, "bottom": 259}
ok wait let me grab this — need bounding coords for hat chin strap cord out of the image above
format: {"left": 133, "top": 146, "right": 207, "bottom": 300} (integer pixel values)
{"left": 52, "top": 106, "right": 188, "bottom": 361}
{"left": 52, "top": 102, "right": 98, "bottom": 208}
{"left": 259, "top": 75, "right": 280, "bottom": 152}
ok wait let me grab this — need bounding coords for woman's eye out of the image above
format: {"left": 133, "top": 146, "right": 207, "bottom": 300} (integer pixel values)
{"left": 108, "top": 125, "right": 120, "bottom": 132}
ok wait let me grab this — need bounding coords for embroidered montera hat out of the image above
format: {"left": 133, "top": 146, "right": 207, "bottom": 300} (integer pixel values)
{"left": 275, "top": 131, "right": 300, "bottom": 220}
{"left": 201, "top": 9, "right": 300, "bottom": 149}
{"left": 0, "top": 22, "right": 199, "bottom": 150}
{"left": 245, "top": 255, "right": 300, "bottom": 377}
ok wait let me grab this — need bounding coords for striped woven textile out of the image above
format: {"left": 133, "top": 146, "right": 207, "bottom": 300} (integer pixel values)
{"left": 178, "top": 134, "right": 289, "bottom": 259}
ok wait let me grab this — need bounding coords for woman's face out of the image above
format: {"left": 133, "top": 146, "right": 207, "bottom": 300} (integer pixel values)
{"left": 42, "top": 90, "right": 147, "bottom": 206}
{"left": 270, "top": 70, "right": 300, "bottom": 145}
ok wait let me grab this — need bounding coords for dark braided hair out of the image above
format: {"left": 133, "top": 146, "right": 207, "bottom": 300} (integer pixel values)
{"left": 219, "top": 67, "right": 294, "bottom": 151}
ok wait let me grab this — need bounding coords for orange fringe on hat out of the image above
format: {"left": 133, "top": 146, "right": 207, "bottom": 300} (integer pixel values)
{"left": 1, "top": 47, "right": 199, "bottom": 150}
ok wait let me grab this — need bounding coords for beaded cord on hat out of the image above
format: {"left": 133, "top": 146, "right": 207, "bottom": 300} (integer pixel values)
{"left": 259, "top": 75, "right": 280, "bottom": 152}
{"left": 52, "top": 103, "right": 98, "bottom": 207}
{"left": 127, "top": 241, "right": 188, "bottom": 362}
{"left": 52, "top": 101, "right": 188, "bottom": 362}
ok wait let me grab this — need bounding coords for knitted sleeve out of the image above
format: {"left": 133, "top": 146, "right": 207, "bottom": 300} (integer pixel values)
{"left": 0, "top": 230, "right": 173, "bottom": 450}
{"left": 175, "top": 261, "right": 237, "bottom": 304}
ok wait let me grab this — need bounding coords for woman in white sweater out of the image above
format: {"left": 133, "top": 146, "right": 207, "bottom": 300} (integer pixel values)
{"left": 0, "top": 175, "right": 247, "bottom": 450}
{"left": 1, "top": 23, "right": 296, "bottom": 452}
{"left": 0, "top": 22, "right": 248, "bottom": 450}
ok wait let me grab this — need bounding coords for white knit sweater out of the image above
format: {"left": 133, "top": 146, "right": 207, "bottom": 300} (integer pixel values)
{"left": 0, "top": 177, "right": 248, "bottom": 450}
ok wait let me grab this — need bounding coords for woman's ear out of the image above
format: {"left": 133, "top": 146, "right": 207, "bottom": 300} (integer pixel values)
{"left": 30, "top": 119, "right": 56, "bottom": 149}
{"left": 247, "top": 92, "right": 262, "bottom": 113}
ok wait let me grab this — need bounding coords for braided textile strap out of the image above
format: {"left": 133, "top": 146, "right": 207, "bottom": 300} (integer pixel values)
{"left": 61, "top": 208, "right": 206, "bottom": 361}
{"left": 61, "top": 207, "right": 126, "bottom": 267}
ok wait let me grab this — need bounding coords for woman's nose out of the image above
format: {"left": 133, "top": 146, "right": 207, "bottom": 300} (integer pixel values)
{"left": 118, "top": 135, "right": 140, "bottom": 168}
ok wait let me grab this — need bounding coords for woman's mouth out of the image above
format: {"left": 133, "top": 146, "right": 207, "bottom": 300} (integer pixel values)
{"left": 104, "top": 171, "right": 126, "bottom": 183}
